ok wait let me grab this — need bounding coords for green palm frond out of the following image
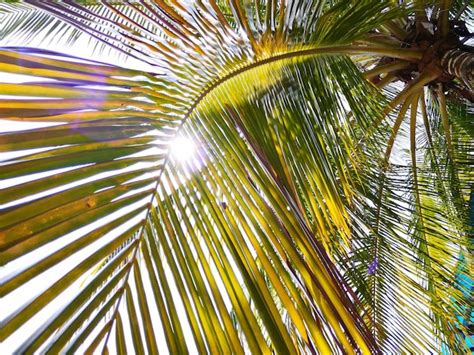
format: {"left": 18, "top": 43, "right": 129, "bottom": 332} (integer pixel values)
{"left": 1, "top": 0, "right": 472, "bottom": 353}
{"left": 341, "top": 82, "right": 473, "bottom": 352}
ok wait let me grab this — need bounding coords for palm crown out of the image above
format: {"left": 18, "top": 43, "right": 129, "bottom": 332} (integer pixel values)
{"left": 0, "top": 1, "right": 472, "bottom": 354}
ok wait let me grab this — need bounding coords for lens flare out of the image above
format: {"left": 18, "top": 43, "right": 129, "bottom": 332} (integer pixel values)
{"left": 170, "top": 136, "right": 196, "bottom": 162}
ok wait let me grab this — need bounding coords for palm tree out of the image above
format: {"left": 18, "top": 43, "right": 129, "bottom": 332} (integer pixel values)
{"left": 0, "top": 0, "right": 472, "bottom": 353}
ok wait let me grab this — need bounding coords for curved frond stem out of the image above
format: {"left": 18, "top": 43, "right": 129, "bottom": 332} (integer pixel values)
{"left": 100, "top": 176, "right": 168, "bottom": 352}
{"left": 380, "top": 20, "right": 407, "bottom": 41}
{"left": 410, "top": 95, "right": 422, "bottom": 224}
{"left": 363, "top": 60, "right": 411, "bottom": 79}
{"left": 419, "top": 90, "right": 455, "bottom": 211}
{"left": 383, "top": 70, "right": 441, "bottom": 116}
{"left": 375, "top": 73, "right": 397, "bottom": 89}
{"left": 437, "top": 84, "right": 454, "bottom": 161}
{"left": 179, "top": 45, "right": 423, "bottom": 138}
{"left": 370, "top": 95, "right": 413, "bottom": 337}
{"left": 384, "top": 69, "right": 441, "bottom": 115}
{"left": 357, "top": 34, "right": 403, "bottom": 48}
{"left": 366, "top": 69, "right": 441, "bottom": 139}
{"left": 437, "top": 0, "right": 452, "bottom": 38}
{"left": 376, "top": 96, "right": 414, "bottom": 221}
{"left": 420, "top": 91, "right": 433, "bottom": 147}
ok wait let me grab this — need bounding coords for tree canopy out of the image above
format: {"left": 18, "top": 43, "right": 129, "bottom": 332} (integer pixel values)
{"left": 0, "top": 1, "right": 472, "bottom": 353}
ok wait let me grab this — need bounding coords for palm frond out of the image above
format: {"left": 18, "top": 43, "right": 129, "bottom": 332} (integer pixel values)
{"left": 0, "top": 0, "right": 472, "bottom": 353}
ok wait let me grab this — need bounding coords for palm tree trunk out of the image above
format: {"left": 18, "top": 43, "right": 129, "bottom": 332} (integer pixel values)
{"left": 441, "top": 49, "right": 474, "bottom": 89}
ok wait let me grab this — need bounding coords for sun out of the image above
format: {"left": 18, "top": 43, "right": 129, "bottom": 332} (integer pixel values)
{"left": 170, "top": 136, "right": 196, "bottom": 162}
